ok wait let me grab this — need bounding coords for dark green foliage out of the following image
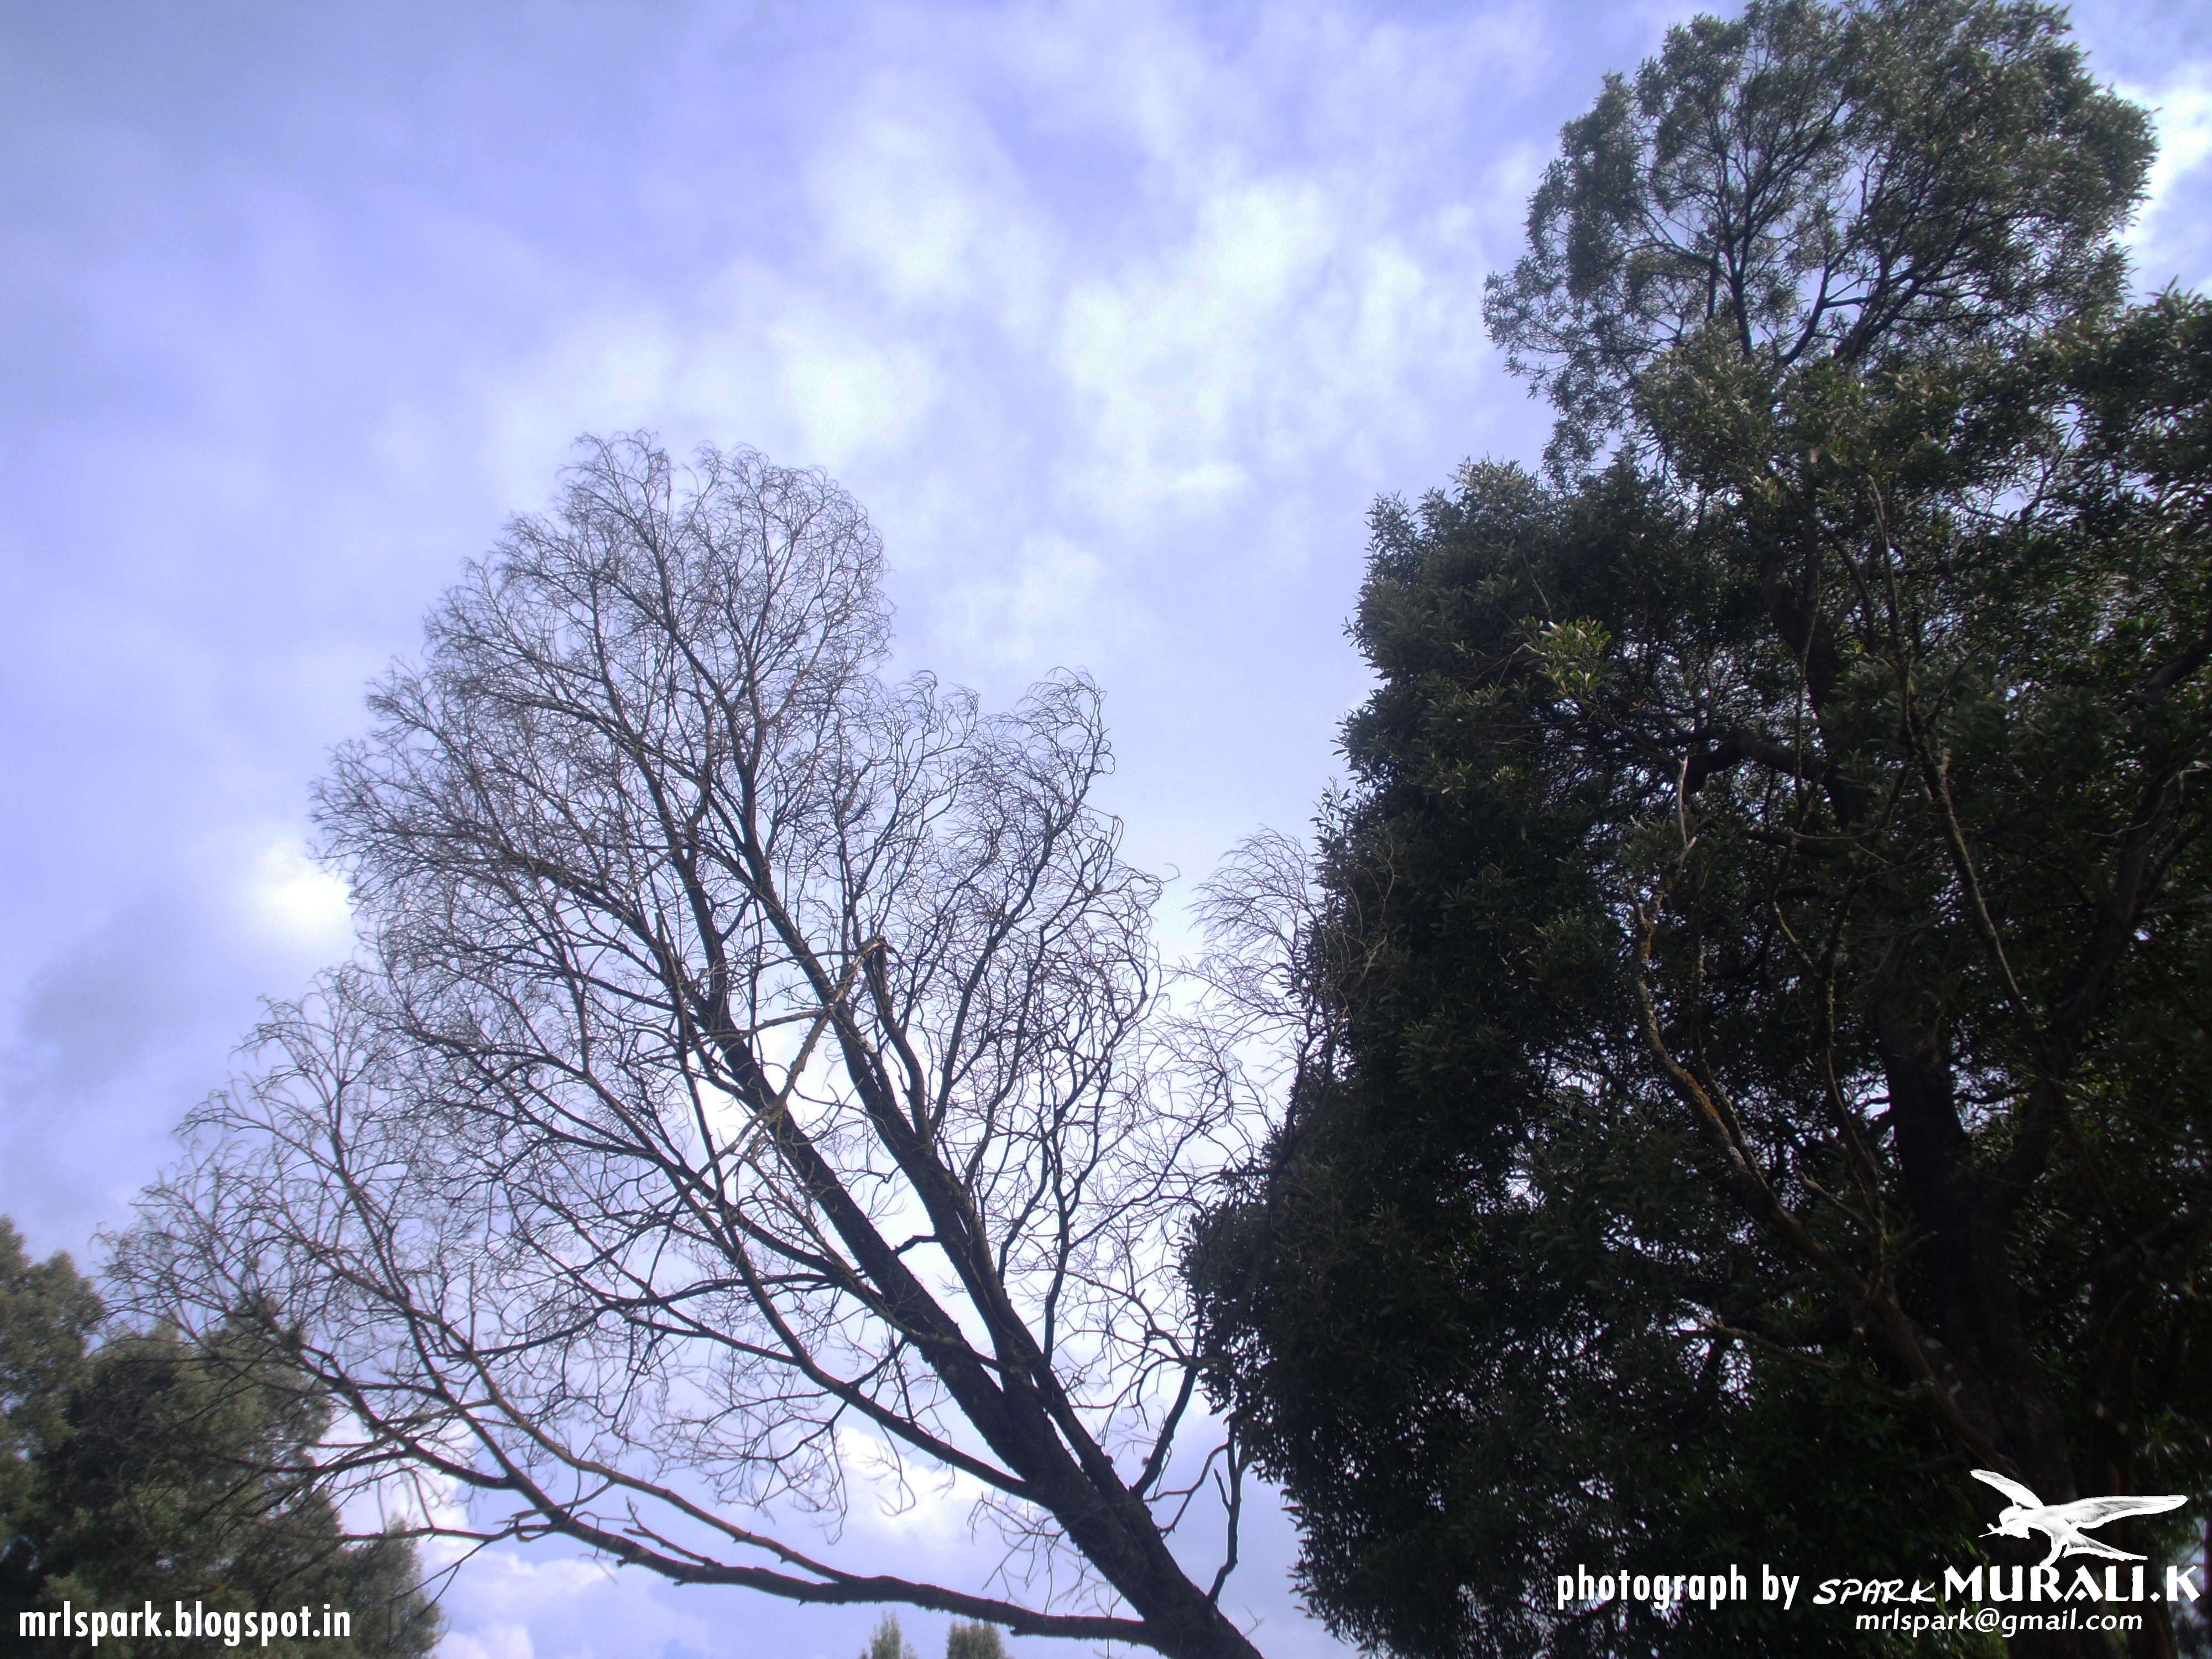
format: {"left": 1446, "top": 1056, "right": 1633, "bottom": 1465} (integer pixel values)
{"left": 1194, "top": 311, "right": 2212, "bottom": 1653}
{"left": 1190, "top": 461, "right": 2039, "bottom": 1658}
{"left": 0, "top": 1225, "right": 440, "bottom": 1659}
{"left": 1190, "top": 4, "right": 2209, "bottom": 1655}
{"left": 0, "top": 1220, "right": 103, "bottom": 1612}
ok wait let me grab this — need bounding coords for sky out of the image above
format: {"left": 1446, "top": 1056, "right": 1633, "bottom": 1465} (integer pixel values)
{"left": 2, "top": 2, "right": 2208, "bottom": 1657}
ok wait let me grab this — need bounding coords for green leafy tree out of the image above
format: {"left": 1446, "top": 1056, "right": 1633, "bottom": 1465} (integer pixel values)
{"left": 1483, "top": 0, "right": 2150, "bottom": 478}
{"left": 946, "top": 1619, "right": 1009, "bottom": 1659}
{"left": 864, "top": 1611, "right": 919, "bottom": 1659}
{"left": 1188, "top": 4, "right": 2208, "bottom": 1658}
{"left": 0, "top": 1220, "right": 102, "bottom": 1610}
{"left": 0, "top": 1223, "right": 440, "bottom": 1659}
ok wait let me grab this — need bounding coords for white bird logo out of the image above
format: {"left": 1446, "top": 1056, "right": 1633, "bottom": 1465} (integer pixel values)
{"left": 1970, "top": 1470, "right": 2187, "bottom": 1569}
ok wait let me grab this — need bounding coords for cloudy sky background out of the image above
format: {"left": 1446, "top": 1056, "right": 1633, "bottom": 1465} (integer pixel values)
{"left": 3, "top": 2, "right": 2208, "bottom": 1656}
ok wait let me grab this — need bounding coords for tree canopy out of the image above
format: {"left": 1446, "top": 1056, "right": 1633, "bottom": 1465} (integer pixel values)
{"left": 0, "top": 1222, "right": 440, "bottom": 1659}
{"left": 1190, "top": 3, "right": 2208, "bottom": 1657}
{"left": 0, "top": 1219, "right": 102, "bottom": 1615}
{"left": 117, "top": 439, "right": 1261, "bottom": 1659}
{"left": 1483, "top": 0, "right": 2150, "bottom": 477}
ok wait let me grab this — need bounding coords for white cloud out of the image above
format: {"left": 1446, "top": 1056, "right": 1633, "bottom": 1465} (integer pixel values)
{"left": 432, "top": 1548, "right": 722, "bottom": 1659}
{"left": 2140, "top": 70, "right": 2212, "bottom": 193}
{"left": 1060, "top": 176, "right": 1331, "bottom": 467}
{"left": 2121, "top": 65, "right": 2212, "bottom": 286}
{"left": 247, "top": 838, "right": 352, "bottom": 953}
{"left": 440, "top": 1623, "right": 536, "bottom": 1659}
{"left": 806, "top": 89, "right": 1053, "bottom": 331}
{"left": 931, "top": 528, "right": 1133, "bottom": 669}
{"left": 769, "top": 309, "right": 942, "bottom": 469}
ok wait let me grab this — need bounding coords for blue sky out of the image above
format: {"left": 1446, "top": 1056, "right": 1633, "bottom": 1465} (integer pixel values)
{"left": 3, "top": 3, "right": 2208, "bottom": 1657}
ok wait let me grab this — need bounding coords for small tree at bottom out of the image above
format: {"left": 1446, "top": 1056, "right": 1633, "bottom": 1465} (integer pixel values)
{"left": 947, "top": 1620, "right": 1008, "bottom": 1659}
{"left": 863, "top": 1611, "right": 917, "bottom": 1659}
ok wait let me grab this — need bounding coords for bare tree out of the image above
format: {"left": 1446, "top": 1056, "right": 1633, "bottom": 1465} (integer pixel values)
{"left": 114, "top": 437, "right": 1264, "bottom": 1659}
